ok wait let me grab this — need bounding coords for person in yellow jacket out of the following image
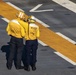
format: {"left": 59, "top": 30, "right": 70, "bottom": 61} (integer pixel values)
{"left": 6, "top": 11, "right": 26, "bottom": 70}
{"left": 19, "top": 16, "right": 40, "bottom": 71}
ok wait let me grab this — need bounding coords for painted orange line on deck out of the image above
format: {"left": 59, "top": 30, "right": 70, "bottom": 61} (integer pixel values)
{"left": 0, "top": 0, "right": 76, "bottom": 62}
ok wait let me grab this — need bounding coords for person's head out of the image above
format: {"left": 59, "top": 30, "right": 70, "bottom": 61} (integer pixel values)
{"left": 27, "top": 15, "right": 36, "bottom": 23}
{"left": 16, "top": 10, "right": 25, "bottom": 20}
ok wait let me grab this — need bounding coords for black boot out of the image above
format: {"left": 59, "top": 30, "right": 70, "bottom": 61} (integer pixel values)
{"left": 24, "top": 65, "right": 30, "bottom": 71}
{"left": 6, "top": 63, "right": 12, "bottom": 70}
{"left": 31, "top": 64, "right": 36, "bottom": 71}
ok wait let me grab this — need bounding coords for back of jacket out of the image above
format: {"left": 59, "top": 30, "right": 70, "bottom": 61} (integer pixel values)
{"left": 26, "top": 23, "right": 40, "bottom": 40}
{"left": 6, "top": 19, "right": 25, "bottom": 38}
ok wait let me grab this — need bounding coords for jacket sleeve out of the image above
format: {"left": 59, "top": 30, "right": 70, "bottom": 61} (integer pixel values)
{"left": 20, "top": 25, "right": 25, "bottom": 38}
{"left": 6, "top": 23, "right": 11, "bottom": 35}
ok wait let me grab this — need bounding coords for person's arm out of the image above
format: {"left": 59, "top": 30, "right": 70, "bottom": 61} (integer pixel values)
{"left": 6, "top": 23, "right": 11, "bottom": 35}
{"left": 20, "top": 25, "right": 25, "bottom": 38}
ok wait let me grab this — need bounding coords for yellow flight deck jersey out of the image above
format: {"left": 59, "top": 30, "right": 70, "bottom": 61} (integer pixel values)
{"left": 6, "top": 18, "right": 25, "bottom": 38}
{"left": 18, "top": 21, "right": 40, "bottom": 40}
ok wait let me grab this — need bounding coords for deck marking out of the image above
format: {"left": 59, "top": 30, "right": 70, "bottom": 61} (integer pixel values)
{"left": 30, "top": 4, "right": 42, "bottom": 12}
{"left": 56, "top": 32, "right": 76, "bottom": 44}
{"left": 54, "top": 52, "right": 76, "bottom": 65}
{"left": 30, "top": 4, "right": 53, "bottom": 12}
{"left": 2, "top": 18, "right": 9, "bottom": 23}
{"left": 52, "top": 0, "right": 76, "bottom": 13}
{"left": 34, "top": 16, "right": 50, "bottom": 27}
{"left": 38, "top": 40, "right": 48, "bottom": 46}
{"left": 6, "top": 2, "right": 24, "bottom": 11}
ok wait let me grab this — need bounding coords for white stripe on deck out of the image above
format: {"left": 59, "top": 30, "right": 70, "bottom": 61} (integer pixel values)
{"left": 34, "top": 16, "right": 50, "bottom": 27}
{"left": 38, "top": 40, "right": 48, "bottom": 46}
{"left": 30, "top": 4, "right": 43, "bottom": 12}
{"left": 52, "top": 0, "right": 76, "bottom": 13}
{"left": 30, "top": 4, "right": 53, "bottom": 12}
{"left": 2, "top": 18, "right": 9, "bottom": 23}
{"left": 54, "top": 52, "right": 76, "bottom": 65}
{"left": 6, "top": 2, "right": 24, "bottom": 11}
{"left": 56, "top": 32, "right": 76, "bottom": 44}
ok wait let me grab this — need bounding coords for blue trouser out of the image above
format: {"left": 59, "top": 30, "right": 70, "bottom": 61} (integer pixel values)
{"left": 24, "top": 39, "right": 38, "bottom": 66}
{"left": 7, "top": 36, "right": 24, "bottom": 68}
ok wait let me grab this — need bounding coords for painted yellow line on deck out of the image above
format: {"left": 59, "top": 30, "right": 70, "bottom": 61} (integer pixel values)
{"left": 0, "top": 1, "right": 18, "bottom": 20}
{"left": 0, "top": 1, "right": 76, "bottom": 62}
